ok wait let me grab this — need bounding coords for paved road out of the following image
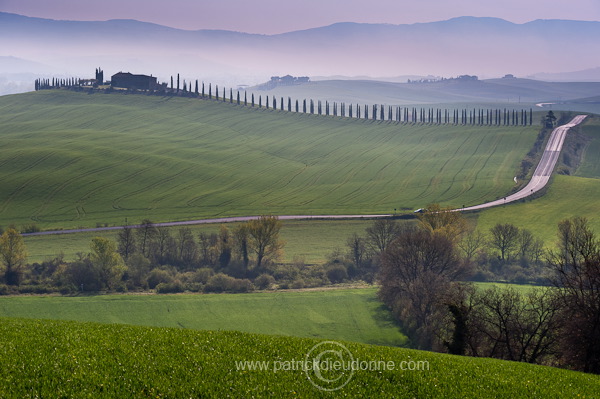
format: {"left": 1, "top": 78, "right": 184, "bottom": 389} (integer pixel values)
{"left": 459, "top": 114, "right": 588, "bottom": 212}
{"left": 23, "top": 115, "right": 587, "bottom": 237}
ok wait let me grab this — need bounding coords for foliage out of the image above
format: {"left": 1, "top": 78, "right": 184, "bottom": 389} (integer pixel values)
{"left": 0, "top": 228, "right": 27, "bottom": 285}
{"left": 417, "top": 203, "right": 468, "bottom": 242}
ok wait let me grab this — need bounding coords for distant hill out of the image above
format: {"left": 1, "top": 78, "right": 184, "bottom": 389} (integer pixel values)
{"left": 530, "top": 67, "right": 600, "bottom": 82}
{"left": 250, "top": 77, "right": 600, "bottom": 106}
{"left": 1, "top": 12, "right": 599, "bottom": 84}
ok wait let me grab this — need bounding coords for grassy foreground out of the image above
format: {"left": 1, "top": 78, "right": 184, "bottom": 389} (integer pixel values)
{"left": 0, "top": 288, "right": 406, "bottom": 347}
{"left": 0, "top": 317, "right": 598, "bottom": 397}
{"left": 0, "top": 90, "right": 536, "bottom": 229}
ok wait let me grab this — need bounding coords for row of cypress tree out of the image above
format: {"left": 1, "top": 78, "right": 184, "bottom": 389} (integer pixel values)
{"left": 35, "top": 74, "right": 534, "bottom": 126}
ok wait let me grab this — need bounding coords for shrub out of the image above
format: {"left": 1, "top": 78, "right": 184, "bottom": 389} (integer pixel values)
{"left": 231, "top": 278, "right": 254, "bottom": 293}
{"left": 291, "top": 278, "right": 305, "bottom": 289}
{"left": 254, "top": 274, "right": 275, "bottom": 290}
{"left": 326, "top": 264, "right": 348, "bottom": 284}
{"left": 156, "top": 280, "right": 184, "bottom": 294}
{"left": 204, "top": 274, "right": 254, "bottom": 293}
{"left": 146, "top": 269, "right": 173, "bottom": 289}
{"left": 204, "top": 273, "right": 235, "bottom": 293}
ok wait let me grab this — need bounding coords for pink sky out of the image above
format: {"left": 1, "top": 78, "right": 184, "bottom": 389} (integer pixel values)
{"left": 1, "top": 0, "right": 600, "bottom": 34}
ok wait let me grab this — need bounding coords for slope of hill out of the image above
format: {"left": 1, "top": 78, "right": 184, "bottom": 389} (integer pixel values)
{"left": 0, "top": 288, "right": 405, "bottom": 346}
{"left": 1, "top": 317, "right": 598, "bottom": 397}
{"left": 254, "top": 77, "right": 600, "bottom": 106}
{"left": 1, "top": 12, "right": 599, "bottom": 81}
{"left": 0, "top": 90, "right": 538, "bottom": 229}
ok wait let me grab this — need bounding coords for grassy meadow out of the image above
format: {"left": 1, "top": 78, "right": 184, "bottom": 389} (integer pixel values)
{"left": 0, "top": 90, "right": 537, "bottom": 230}
{"left": 1, "top": 317, "right": 598, "bottom": 398}
{"left": 0, "top": 287, "right": 406, "bottom": 347}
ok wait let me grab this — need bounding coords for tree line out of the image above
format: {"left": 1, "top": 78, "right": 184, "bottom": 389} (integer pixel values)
{"left": 35, "top": 74, "right": 534, "bottom": 126}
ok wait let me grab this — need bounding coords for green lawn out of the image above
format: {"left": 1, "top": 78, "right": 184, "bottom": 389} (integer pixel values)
{"left": 0, "top": 90, "right": 537, "bottom": 230}
{"left": 1, "top": 317, "right": 598, "bottom": 397}
{"left": 0, "top": 287, "right": 406, "bottom": 347}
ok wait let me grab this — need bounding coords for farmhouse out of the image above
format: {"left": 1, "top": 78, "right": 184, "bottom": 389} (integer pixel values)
{"left": 111, "top": 72, "right": 158, "bottom": 90}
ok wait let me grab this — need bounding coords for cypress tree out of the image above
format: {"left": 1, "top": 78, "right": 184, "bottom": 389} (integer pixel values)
{"left": 349, "top": 104, "right": 353, "bottom": 118}
{"left": 223, "top": 87, "right": 226, "bottom": 102}
{"left": 195, "top": 80, "right": 199, "bottom": 95}
{"left": 230, "top": 88, "right": 233, "bottom": 103}
{"left": 244, "top": 91, "right": 247, "bottom": 106}
{"left": 202, "top": 82, "right": 205, "bottom": 97}
{"left": 216, "top": 85, "right": 219, "bottom": 100}
{"left": 177, "top": 74, "right": 180, "bottom": 93}
{"left": 259, "top": 95, "right": 262, "bottom": 108}
{"left": 266, "top": 95, "right": 269, "bottom": 109}
{"left": 252, "top": 93, "right": 255, "bottom": 107}
{"left": 237, "top": 90, "right": 240, "bottom": 105}
{"left": 530, "top": 108, "right": 533, "bottom": 125}
{"left": 288, "top": 97, "right": 292, "bottom": 112}
{"left": 295, "top": 99, "right": 299, "bottom": 113}
{"left": 303, "top": 99, "right": 307, "bottom": 113}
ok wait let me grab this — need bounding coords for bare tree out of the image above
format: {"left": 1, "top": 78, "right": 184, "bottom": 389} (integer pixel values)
{"left": 117, "top": 227, "right": 137, "bottom": 260}
{"left": 489, "top": 223, "right": 520, "bottom": 261}
{"left": 366, "top": 219, "right": 403, "bottom": 253}
{"left": 469, "top": 287, "right": 561, "bottom": 363}
{"left": 245, "top": 215, "right": 284, "bottom": 271}
{"left": 547, "top": 217, "right": 600, "bottom": 373}
{"left": 136, "top": 219, "right": 157, "bottom": 258}
{"left": 379, "top": 229, "right": 469, "bottom": 349}
{"left": 346, "top": 232, "right": 367, "bottom": 268}
{"left": 458, "top": 230, "right": 486, "bottom": 261}
{"left": 518, "top": 228, "right": 535, "bottom": 260}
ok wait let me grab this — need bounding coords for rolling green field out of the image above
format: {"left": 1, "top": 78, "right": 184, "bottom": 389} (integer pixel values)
{"left": 475, "top": 175, "right": 600, "bottom": 244}
{"left": 0, "top": 288, "right": 407, "bottom": 347}
{"left": 0, "top": 90, "right": 537, "bottom": 230}
{"left": 1, "top": 317, "right": 598, "bottom": 397}
{"left": 475, "top": 117, "right": 600, "bottom": 243}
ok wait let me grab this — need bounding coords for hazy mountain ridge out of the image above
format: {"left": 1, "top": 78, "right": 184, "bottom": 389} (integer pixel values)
{"left": 1, "top": 12, "right": 599, "bottom": 87}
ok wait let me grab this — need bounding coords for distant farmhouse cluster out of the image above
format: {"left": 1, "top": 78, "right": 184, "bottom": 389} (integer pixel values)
{"left": 258, "top": 75, "right": 310, "bottom": 90}
{"left": 35, "top": 68, "right": 165, "bottom": 91}
{"left": 34, "top": 68, "right": 535, "bottom": 127}
{"left": 111, "top": 72, "right": 165, "bottom": 91}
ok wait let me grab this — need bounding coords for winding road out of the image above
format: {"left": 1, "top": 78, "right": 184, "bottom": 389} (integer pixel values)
{"left": 458, "top": 114, "right": 587, "bottom": 212}
{"left": 23, "top": 115, "right": 587, "bottom": 237}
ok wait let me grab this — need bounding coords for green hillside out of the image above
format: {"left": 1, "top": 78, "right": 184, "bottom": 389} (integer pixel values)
{"left": 1, "top": 317, "right": 598, "bottom": 397}
{"left": 0, "top": 288, "right": 406, "bottom": 347}
{"left": 0, "top": 90, "right": 537, "bottom": 230}
{"left": 475, "top": 117, "right": 600, "bottom": 243}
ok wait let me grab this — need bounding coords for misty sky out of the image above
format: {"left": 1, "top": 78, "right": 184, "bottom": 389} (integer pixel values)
{"left": 1, "top": 0, "right": 600, "bottom": 34}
